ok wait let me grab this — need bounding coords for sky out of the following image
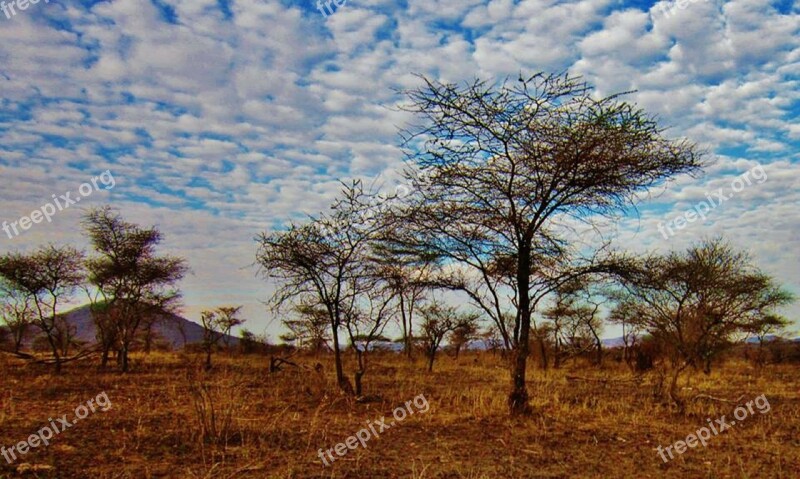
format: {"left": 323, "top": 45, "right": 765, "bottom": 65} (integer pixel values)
{"left": 0, "top": 0, "right": 798, "bottom": 340}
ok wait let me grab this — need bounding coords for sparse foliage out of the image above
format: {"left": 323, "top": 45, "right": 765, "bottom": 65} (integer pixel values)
{"left": 280, "top": 303, "right": 330, "bottom": 353}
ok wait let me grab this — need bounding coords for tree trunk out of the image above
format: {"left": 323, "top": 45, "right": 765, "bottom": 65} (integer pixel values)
{"left": 101, "top": 346, "right": 110, "bottom": 369}
{"left": 121, "top": 343, "right": 130, "bottom": 372}
{"left": 537, "top": 333, "right": 549, "bottom": 370}
{"left": 45, "top": 330, "right": 62, "bottom": 374}
{"left": 400, "top": 297, "right": 412, "bottom": 359}
{"left": 354, "top": 349, "right": 365, "bottom": 396}
{"left": 509, "top": 242, "right": 532, "bottom": 415}
{"left": 13, "top": 332, "right": 23, "bottom": 354}
{"left": 330, "top": 317, "right": 353, "bottom": 395}
{"left": 591, "top": 330, "right": 603, "bottom": 366}
{"left": 667, "top": 361, "right": 687, "bottom": 412}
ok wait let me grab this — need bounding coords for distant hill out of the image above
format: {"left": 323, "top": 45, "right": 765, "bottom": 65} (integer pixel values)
{"left": 7, "top": 305, "right": 238, "bottom": 349}
{"left": 745, "top": 335, "right": 781, "bottom": 344}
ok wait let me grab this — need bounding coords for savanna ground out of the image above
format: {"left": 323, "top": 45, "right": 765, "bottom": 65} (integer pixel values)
{"left": 0, "top": 351, "right": 798, "bottom": 478}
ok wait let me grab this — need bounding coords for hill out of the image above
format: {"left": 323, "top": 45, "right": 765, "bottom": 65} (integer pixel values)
{"left": 3, "top": 305, "right": 238, "bottom": 350}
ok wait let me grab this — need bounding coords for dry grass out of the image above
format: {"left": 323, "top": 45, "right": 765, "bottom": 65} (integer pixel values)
{"left": 0, "top": 351, "right": 798, "bottom": 478}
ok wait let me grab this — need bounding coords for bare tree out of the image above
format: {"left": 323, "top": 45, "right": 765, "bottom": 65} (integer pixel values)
{"left": 83, "top": 206, "right": 188, "bottom": 372}
{"left": 617, "top": 238, "right": 794, "bottom": 409}
{"left": 543, "top": 282, "right": 605, "bottom": 367}
{"left": 280, "top": 303, "right": 331, "bottom": 353}
{"left": 419, "top": 300, "right": 480, "bottom": 372}
{"left": 200, "top": 306, "right": 245, "bottom": 370}
{"left": 392, "top": 72, "right": 704, "bottom": 414}
{"left": 450, "top": 315, "right": 479, "bottom": 359}
{"left": 747, "top": 314, "right": 788, "bottom": 367}
{"left": 0, "top": 245, "right": 85, "bottom": 373}
{"left": 257, "top": 181, "right": 386, "bottom": 395}
{"left": 341, "top": 288, "right": 394, "bottom": 396}
{"left": 0, "top": 278, "right": 35, "bottom": 353}
{"left": 371, "top": 244, "right": 432, "bottom": 359}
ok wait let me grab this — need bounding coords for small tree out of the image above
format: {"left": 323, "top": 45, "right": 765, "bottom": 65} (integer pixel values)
{"left": 240, "top": 329, "right": 258, "bottom": 354}
{"left": 200, "top": 306, "right": 245, "bottom": 370}
{"left": 0, "top": 245, "right": 85, "bottom": 373}
{"left": 53, "top": 314, "right": 78, "bottom": 358}
{"left": 748, "top": 314, "right": 789, "bottom": 367}
{"left": 608, "top": 294, "right": 645, "bottom": 371}
{"left": 480, "top": 324, "right": 505, "bottom": 355}
{"left": 0, "top": 278, "right": 35, "bottom": 353}
{"left": 419, "top": 301, "right": 479, "bottom": 372}
{"left": 86, "top": 300, "right": 121, "bottom": 369}
{"left": 543, "top": 282, "right": 605, "bottom": 367}
{"left": 618, "top": 238, "right": 794, "bottom": 408}
{"left": 450, "top": 316, "right": 479, "bottom": 359}
{"left": 371, "top": 245, "right": 432, "bottom": 359}
{"left": 257, "top": 181, "right": 386, "bottom": 395}
{"left": 83, "top": 207, "right": 188, "bottom": 372}
{"left": 341, "top": 288, "right": 394, "bottom": 396}
{"left": 280, "top": 303, "right": 330, "bottom": 353}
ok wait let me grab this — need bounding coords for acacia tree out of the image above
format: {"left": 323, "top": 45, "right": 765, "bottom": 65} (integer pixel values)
{"left": 280, "top": 303, "right": 331, "bottom": 353}
{"left": 543, "top": 281, "right": 605, "bottom": 367}
{"left": 450, "top": 317, "right": 479, "bottom": 359}
{"left": 0, "top": 278, "right": 35, "bottom": 353}
{"left": 83, "top": 207, "right": 188, "bottom": 372}
{"left": 341, "top": 287, "right": 394, "bottom": 396}
{"left": 617, "top": 238, "right": 794, "bottom": 408}
{"left": 0, "top": 245, "right": 85, "bottom": 373}
{"left": 419, "top": 300, "right": 480, "bottom": 372}
{"left": 748, "top": 314, "right": 789, "bottom": 367}
{"left": 200, "top": 306, "right": 245, "bottom": 370}
{"left": 393, "top": 73, "right": 704, "bottom": 414}
{"left": 607, "top": 291, "right": 646, "bottom": 371}
{"left": 370, "top": 244, "right": 433, "bottom": 359}
{"left": 257, "top": 181, "right": 386, "bottom": 395}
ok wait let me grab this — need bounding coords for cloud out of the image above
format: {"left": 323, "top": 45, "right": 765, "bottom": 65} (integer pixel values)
{"left": 0, "top": 0, "right": 797, "bottom": 336}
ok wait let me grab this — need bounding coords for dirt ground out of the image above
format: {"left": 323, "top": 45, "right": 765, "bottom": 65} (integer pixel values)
{"left": 0, "top": 351, "right": 798, "bottom": 478}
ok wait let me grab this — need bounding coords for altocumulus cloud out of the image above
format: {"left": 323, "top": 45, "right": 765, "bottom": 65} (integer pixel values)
{"left": 0, "top": 0, "right": 797, "bottom": 334}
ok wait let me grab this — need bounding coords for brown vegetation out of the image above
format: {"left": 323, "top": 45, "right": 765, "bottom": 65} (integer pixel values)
{"left": 0, "top": 349, "right": 797, "bottom": 478}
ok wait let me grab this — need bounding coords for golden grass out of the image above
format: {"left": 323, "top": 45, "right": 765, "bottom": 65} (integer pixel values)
{"left": 0, "top": 351, "right": 798, "bottom": 478}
